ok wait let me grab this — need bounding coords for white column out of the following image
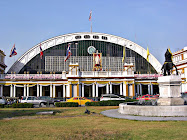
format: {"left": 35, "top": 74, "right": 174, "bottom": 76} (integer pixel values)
{"left": 151, "top": 84, "right": 153, "bottom": 95}
{"left": 96, "top": 84, "right": 98, "bottom": 97}
{"left": 40, "top": 85, "right": 42, "bottom": 96}
{"left": 10, "top": 84, "right": 13, "bottom": 97}
{"left": 66, "top": 84, "right": 70, "bottom": 97}
{"left": 24, "top": 85, "right": 26, "bottom": 96}
{"left": 110, "top": 83, "right": 112, "bottom": 94}
{"left": 50, "top": 84, "right": 53, "bottom": 97}
{"left": 27, "top": 85, "right": 29, "bottom": 96}
{"left": 63, "top": 84, "right": 66, "bottom": 98}
{"left": 123, "top": 83, "right": 126, "bottom": 96}
{"left": 0, "top": 85, "right": 3, "bottom": 97}
{"left": 120, "top": 83, "right": 123, "bottom": 95}
{"left": 53, "top": 85, "right": 56, "bottom": 98}
{"left": 82, "top": 83, "right": 84, "bottom": 97}
{"left": 13, "top": 84, "right": 16, "bottom": 97}
{"left": 148, "top": 84, "right": 150, "bottom": 95}
{"left": 140, "top": 84, "right": 142, "bottom": 96}
{"left": 106, "top": 84, "right": 109, "bottom": 94}
{"left": 37, "top": 84, "right": 39, "bottom": 97}
{"left": 92, "top": 83, "right": 95, "bottom": 97}
{"left": 137, "top": 84, "right": 139, "bottom": 96}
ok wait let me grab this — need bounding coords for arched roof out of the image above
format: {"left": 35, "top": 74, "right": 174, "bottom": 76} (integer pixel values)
{"left": 8, "top": 32, "right": 162, "bottom": 73}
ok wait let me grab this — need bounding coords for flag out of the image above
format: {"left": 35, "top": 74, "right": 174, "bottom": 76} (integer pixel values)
{"left": 168, "top": 47, "right": 173, "bottom": 61}
{"left": 122, "top": 45, "right": 126, "bottom": 63}
{"left": 40, "top": 43, "right": 43, "bottom": 59}
{"left": 9, "top": 44, "right": 17, "bottom": 57}
{"left": 146, "top": 46, "right": 150, "bottom": 62}
{"left": 65, "top": 43, "right": 72, "bottom": 62}
{"left": 89, "top": 10, "right": 92, "bottom": 21}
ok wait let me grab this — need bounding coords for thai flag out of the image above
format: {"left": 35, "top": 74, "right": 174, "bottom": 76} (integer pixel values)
{"left": 40, "top": 43, "right": 43, "bottom": 59}
{"left": 89, "top": 10, "right": 92, "bottom": 21}
{"left": 65, "top": 43, "right": 72, "bottom": 62}
{"left": 9, "top": 44, "right": 17, "bottom": 57}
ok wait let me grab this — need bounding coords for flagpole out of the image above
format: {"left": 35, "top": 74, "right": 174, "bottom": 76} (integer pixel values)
{"left": 91, "top": 20, "right": 92, "bottom": 33}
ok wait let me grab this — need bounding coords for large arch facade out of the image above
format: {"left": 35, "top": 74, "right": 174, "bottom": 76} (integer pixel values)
{"left": 8, "top": 32, "right": 162, "bottom": 73}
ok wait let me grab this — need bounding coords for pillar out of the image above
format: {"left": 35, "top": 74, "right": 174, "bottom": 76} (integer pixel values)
{"left": 27, "top": 85, "right": 29, "bottom": 96}
{"left": 13, "top": 84, "right": 16, "bottom": 97}
{"left": 140, "top": 84, "right": 142, "bottom": 96}
{"left": 53, "top": 85, "right": 56, "bottom": 98}
{"left": 132, "top": 84, "right": 135, "bottom": 97}
{"left": 123, "top": 83, "right": 126, "bottom": 96}
{"left": 92, "top": 83, "right": 95, "bottom": 97}
{"left": 77, "top": 84, "right": 79, "bottom": 97}
{"left": 126, "top": 84, "right": 128, "bottom": 97}
{"left": 82, "top": 83, "right": 84, "bottom": 97}
{"left": 151, "top": 84, "right": 153, "bottom": 95}
{"left": 120, "top": 83, "right": 123, "bottom": 95}
{"left": 50, "top": 84, "right": 53, "bottom": 97}
{"left": 96, "top": 84, "right": 98, "bottom": 97}
{"left": 148, "top": 84, "right": 150, "bottom": 95}
{"left": 24, "top": 84, "right": 26, "bottom": 96}
{"left": 66, "top": 84, "right": 70, "bottom": 97}
{"left": 40, "top": 85, "right": 42, "bottom": 96}
{"left": 0, "top": 85, "right": 3, "bottom": 97}
{"left": 137, "top": 84, "right": 139, "bottom": 96}
{"left": 37, "top": 84, "right": 39, "bottom": 97}
{"left": 63, "top": 84, "right": 66, "bottom": 98}
{"left": 10, "top": 84, "right": 13, "bottom": 97}
{"left": 106, "top": 83, "right": 109, "bottom": 94}
{"left": 110, "top": 83, "right": 112, "bottom": 94}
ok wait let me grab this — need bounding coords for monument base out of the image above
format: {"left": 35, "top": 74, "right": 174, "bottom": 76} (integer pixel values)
{"left": 157, "top": 75, "right": 184, "bottom": 106}
{"left": 157, "top": 97, "right": 184, "bottom": 106}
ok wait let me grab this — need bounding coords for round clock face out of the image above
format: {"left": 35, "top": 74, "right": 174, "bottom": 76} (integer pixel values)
{"left": 87, "top": 46, "right": 96, "bottom": 54}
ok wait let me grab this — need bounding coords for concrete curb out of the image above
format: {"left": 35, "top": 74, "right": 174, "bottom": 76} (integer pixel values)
{"left": 101, "top": 109, "right": 187, "bottom": 121}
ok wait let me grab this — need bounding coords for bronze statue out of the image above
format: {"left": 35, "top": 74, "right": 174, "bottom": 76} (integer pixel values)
{"left": 161, "top": 49, "right": 178, "bottom": 76}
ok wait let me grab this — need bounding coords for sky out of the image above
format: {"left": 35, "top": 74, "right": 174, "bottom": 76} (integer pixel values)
{"left": 0, "top": 0, "right": 187, "bottom": 72}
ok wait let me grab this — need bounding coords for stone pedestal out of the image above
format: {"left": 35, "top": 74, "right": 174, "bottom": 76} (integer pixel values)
{"left": 157, "top": 75, "right": 184, "bottom": 106}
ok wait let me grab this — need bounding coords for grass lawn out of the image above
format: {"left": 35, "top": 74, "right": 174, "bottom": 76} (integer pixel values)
{"left": 0, "top": 106, "right": 187, "bottom": 140}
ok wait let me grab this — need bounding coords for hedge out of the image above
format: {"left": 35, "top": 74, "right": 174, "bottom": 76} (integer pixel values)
{"left": 12, "top": 103, "right": 33, "bottom": 108}
{"left": 85, "top": 99, "right": 137, "bottom": 106}
{"left": 0, "top": 104, "right": 4, "bottom": 108}
{"left": 55, "top": 102, "right": 79, "bottom": 107}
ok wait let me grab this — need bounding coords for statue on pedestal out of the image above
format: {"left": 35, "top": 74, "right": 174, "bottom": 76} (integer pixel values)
{"left": 161, "top": 49, "right": 178, "bottom": 76}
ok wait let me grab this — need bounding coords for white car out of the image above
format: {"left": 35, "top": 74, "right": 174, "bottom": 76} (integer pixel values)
{"left": 100, "top": 94, "right": 125, "bottom": 101}
{"left": 0, "top": 97, "right": 7, "bottom": 105}
{"left": 20, "top": 96, "right": 47, "bottom": 106}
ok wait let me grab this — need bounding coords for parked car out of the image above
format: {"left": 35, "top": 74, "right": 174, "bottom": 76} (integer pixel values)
{"left": 136, "top": 94, "right": 159, "bottom": 100}
{"left": 0, "top": 97, "right": 7, "bottom": 105}
{"left": 38, "top": 96, "right": 55, "bottom": 105}
{"left": 181, "top": 92, "right": 187, "bottom": 104}
{"left": 100, "top": 94, "right": 125, "bottom": 101}
{"left": 66, "top": 97, "right": 93, "bottom": 105}
{"left": 20, "top": 96, "right": 47, "bottom": 106}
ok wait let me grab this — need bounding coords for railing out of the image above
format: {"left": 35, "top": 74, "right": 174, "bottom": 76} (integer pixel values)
{"left": 134, "top": 74, "right": 162, "bottom": 78}
{"left": 0, "top": 73, "right": 163, "bottom": 80}
{"left": 0, "top": 74, "right": 63, "bottom": 80}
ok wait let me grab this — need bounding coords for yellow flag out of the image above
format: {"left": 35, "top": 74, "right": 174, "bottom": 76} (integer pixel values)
{"left": 147, "top": 47, "right": 150, "bottom": 62}
{"left": 168, "top": 47, "right": 173, "bottom": 61}
{"left": 122, "top": 46, "right": 126, "bottom": 63}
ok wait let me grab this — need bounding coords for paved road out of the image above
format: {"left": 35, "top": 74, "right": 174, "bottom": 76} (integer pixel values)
{"left": 101, "top": 109, "right": 187, "bottom": 121}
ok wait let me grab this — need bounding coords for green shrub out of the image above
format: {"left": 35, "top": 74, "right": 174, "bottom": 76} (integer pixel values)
{"left": 0, "top": 104, "right": 4, "bottom": 108}
{"left": 55, "top": 102, "right": 79, "bottom": 107}
{"left": 85, "top": 100, "right": 137, "bottom": 106}
{"left": 12, "top": 103, "right": 33, "bottom": 108}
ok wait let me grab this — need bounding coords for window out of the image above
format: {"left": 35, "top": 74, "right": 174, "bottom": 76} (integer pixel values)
{"left": 102, "top": 36, "right": 107, "bottom": 40}
{"left": 75, "top": 36, "right": 81, "bottom": 39}
{"left": 27, "top": 97, "right": 32, "bottom": 100}
{"left": 84, "top": 35, "right": 90, "bottom": 39}
{"left": 93, "top": 35, "right": 99, "bottom": 39}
